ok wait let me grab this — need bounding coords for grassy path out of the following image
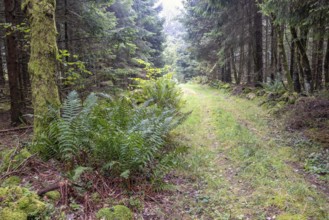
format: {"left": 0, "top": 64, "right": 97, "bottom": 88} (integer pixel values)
{"left": 170, "top": 84, "right": 328, "bottom": 220}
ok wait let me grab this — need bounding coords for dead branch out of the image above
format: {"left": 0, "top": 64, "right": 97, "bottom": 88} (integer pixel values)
{"left": 0, "top": 126, "right": 33, "bottom": 134}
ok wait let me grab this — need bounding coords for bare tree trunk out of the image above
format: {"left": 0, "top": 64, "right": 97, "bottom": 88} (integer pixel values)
{"left": 247, "top": 40, "right": 252, "bottom": 84}
{"left": 325, "top": 36, "right": 329, "bottom": 88}
{"left": 270, "top": 18, "right": 277, "bottom": 82}
{"left": 314, "top": 19, "right": 325, "bottom": 90}
{"left": 4, "top": 0, "right": 23, "bottom": 125}
{"left": 290, "top": 27, "right": 301, "bottom": 93}
{"left": 291, "top": 27, "right": 313, "bottom": 93}
{"left": 16, "top": 4, "right": 30, "bottom": 102}
{"left": 315, "top": 36, "right": 324, "bottom": 90}
{"left": 277, "top": 25, "right": 293, "bottom": 91}
{"left": 231, "top": 48, "right": 239, "bottom": 84}
{"left": 311, "top": 30, "right": 317, "bottom": 88}
{"left": 0, "top": 43, "right": 5, "bottom": 86}
{"left": 0, "top": 0, "right": 5, "bottom": 86}
{"left": 238, "top": 41, "right": 244, "bottom": 84}
{"left": 297, "top": 51, "right": 305, "bottom": 91}
{"left": 247, "top": 0, "right": 253, "bottom": 84}
{"left": 264, "top": 16, "right": 269, "bottom": 82}
{"left": 253, "top": 0, "right": 263, "bottom": 84}
{"left": 224, "top": 48, "right": 232, "bottom": 83}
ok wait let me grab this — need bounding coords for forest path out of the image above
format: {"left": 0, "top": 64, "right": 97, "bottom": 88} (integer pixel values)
{"left": 170, "top": 84, "right": 328, "bottom": 220}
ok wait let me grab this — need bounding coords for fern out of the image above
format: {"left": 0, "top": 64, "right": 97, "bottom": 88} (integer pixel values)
{"left": 34, "top": 76, "right": 189, "bottom": 180}
{"left": 34, "top": 91, "right": 97, "bottom": 161}
{"left": 262, "top": 80, "right": 286, "bottom": 94}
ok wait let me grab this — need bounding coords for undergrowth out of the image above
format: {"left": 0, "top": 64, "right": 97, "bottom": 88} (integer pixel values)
{"left": 32, "top": 74, "right": 189, "bottom": 181}
{"left": 173, "top": 84, "right": 329, "bottom": 219}
{"left": 202, "top": 79, "right": 329, "bottom": 180}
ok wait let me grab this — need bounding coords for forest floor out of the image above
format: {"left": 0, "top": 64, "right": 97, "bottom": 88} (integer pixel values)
{"left": 149, "top": 84, "right": 329, "bottom": 220}
{"left": 1, "top": 84, "right": 328, "bottom": 219}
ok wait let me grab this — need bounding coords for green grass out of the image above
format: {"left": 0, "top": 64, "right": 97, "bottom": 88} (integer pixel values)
{"left": 171, "top": 84, "right": 329, "bottom": 220}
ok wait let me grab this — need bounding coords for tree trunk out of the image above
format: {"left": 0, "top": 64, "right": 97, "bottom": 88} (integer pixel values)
{"left": 291, "top": 27, "right": 313, "bottom": 93}
{"left": 325, "top": 36, "right": 329, "bottom": 88}
{"left": 253, "top": 0, "right": 263, "bottom": 84}
{"left": 277, "top": 25, "right": 293, "bottom": 91}
{"left": 23, "top": 0, "right": 61, "bottom": 137}
{"left": 0, "top": 43, "right": 5, "bottom": 86}
{"left": 314, "top": 19, "right": 325, "bottom": 90}
{"left": 246, "top": 0, "right": 253, "bottom": 84}
{"left": 223, "top": 47, "right": 232, "bottom": 83}
{"left": 238, "top": 40, "right": 244, "bottom": 84}
{"left": 265, "top": 16, "right": 269, "bottom": 82}
{"left": 64, "top": 0, "right": 69, "bottom": 62}
{"left": 4, "top": 0, "right": 23, "bottom": 125}
{"left": 231, "top": 48, "right": 239, "bottom": 84}
{"left": 247, "top": 40, "right": 252, "bottom": 84}
{"left": 0, "top": 0, "right": 5, "bottom": 86}
{"left": 270, "top": 18, "right": 277, "bottom": 82}
{"left": 311, "top": 30, "right": 317, "bottom": 88}
{"left": 290, "top": 27, "right": 301, "bottom": 93}
{"left": 297, "top": 51, "right": 305, "bottom": 91}
{"left": 21, "top": 54, "right": 30, "bottom": 100}
{"left": 16, "top": 5, "right": 30, "bottom": 102}
{"left": 315, "top": 35, "right": 324, "bottom": 90}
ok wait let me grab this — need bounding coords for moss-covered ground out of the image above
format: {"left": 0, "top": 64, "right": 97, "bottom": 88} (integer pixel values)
{"left": 168, "top": 84, "right": 329, "bottom": 219}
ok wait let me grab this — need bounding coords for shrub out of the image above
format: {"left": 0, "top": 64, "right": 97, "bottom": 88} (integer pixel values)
{"left": 34, "top": 76, "right": 189, "bottom": 179}
{"left": 90, "top": 97, "right": 188, "bottom": 177}
{"left": 262, "top": 80, "right": 286, "bottom": 94}
{"left": 33, "top": 91, "right": 98, "bottom": 162}
{"left": 133, "top": 73, "right": 184, "bottom": 110}
{"left": 190, "top": 75, "right": 209, "bottom": 84}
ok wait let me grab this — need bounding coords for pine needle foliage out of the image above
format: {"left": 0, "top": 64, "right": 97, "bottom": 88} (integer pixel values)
{"left": 33, "top": 76, "right": 189, "bottom": 179}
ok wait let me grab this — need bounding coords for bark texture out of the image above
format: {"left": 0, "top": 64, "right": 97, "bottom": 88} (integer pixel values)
{"left": 253, "top": 0, "right": 263, "bottom": 84}
{"left": 0, "top": 43, "right": 5, "bottom": 86}
{"left": 4, "top": 0, "right": 23, "bottom": 124}
{"left": 325, "top": 36, "right": 329, "bottom": 88}
{"left": 23, "top": 0, "right": 61, "bottom": 137}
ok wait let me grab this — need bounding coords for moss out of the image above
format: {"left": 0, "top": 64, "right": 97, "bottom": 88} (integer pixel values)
{"left": 277, "top": 213, "right": 306, "bottom": 220}
{"left": 1, "top": 176, "right": 21, "bottom": 187}
{"left": 268, "top": 195, "right": 288, "bottom": 209}
{"left": 0, "top": 186, "right": 46, "bottom": 219}
{"left": 0, "top": 208, "right": 27, "bottom": 220}
{"left": 96, "top": 205, "right": 133, "bottom": 220}
{"left": 22, "top": 0, "right": 61, "bottom": 138}
{"left": 17, "top": 195, "right": 45, "bottom": 214}
{"left": 45, "top": 191, "right": 61, "bottom": 201}
{"left": 0, "top": 149, "right": 31, "bottom": 172}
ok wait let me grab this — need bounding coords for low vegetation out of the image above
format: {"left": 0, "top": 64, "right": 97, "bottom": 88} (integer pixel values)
{"left": 34, "top": 74, "right": 188, "bottom": 179}
{"left": 203, "top": 78, "right": 329, "bottom": 181}
{"left": 169, "top": 84, "right": 328, "bottom": 219}
{"left": 0, "top": 75, "right": 189, "bottom": 218}
{"left": 1, "top": 0, "right": 328, "bottom": 218}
